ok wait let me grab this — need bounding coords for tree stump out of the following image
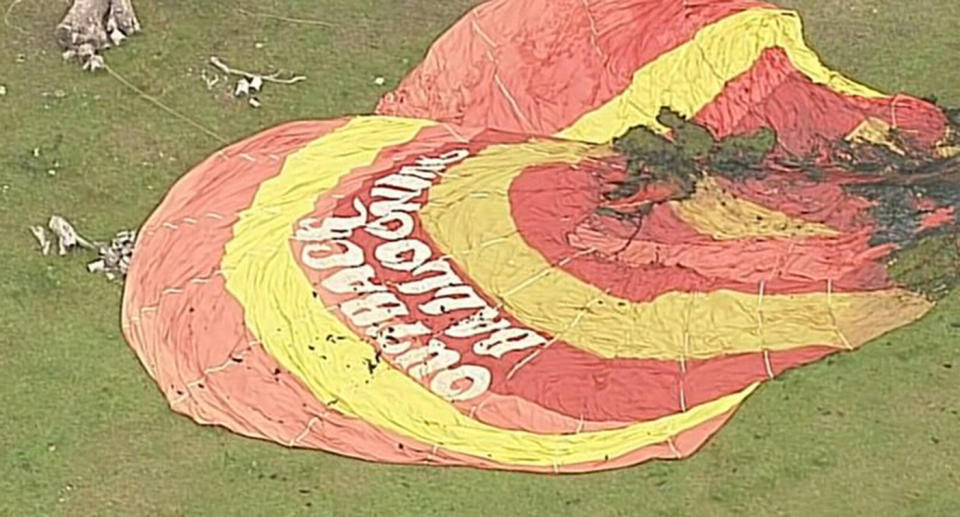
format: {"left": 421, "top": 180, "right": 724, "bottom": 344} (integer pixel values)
{"left": 55, "top": 0, "right": 140, "bottom": 70}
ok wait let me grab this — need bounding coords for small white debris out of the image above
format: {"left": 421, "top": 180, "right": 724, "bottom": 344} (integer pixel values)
{"left": 210, "top": 56, "right": 306, "bottom": 86}
{"left": 374, "top": 76, "right": 386, "bottom": 86}
{"left": 30, "top": 226, "right": 52, "bottom": 256}
{"left": 82, "top": 54, "right": 104, "bottom": 72}
{"left": 200, "top": 70, "right": 220, "bottom": 90}
{"left": 88, "top": 230, "right": 136, "bottom": 279}
{"left": 234, "top": 78, "right": 251, "bottom": 97}
{"left": 32, "top": 147, "right": 40, "bottom": 157}
{"left": 48, "top": 215, "right": 94, "bottom": 255}
{"left": 48, "top": 444, "right": 57, "bottom": 452}
{"left": 0, "top": 85, "right": 6, "bottom": 96}
{"left": 47, "top": 169, "right": 57, "bottom": 176}
{"left": 255, "top": 42, "right": 265, "bottom": 49}
{"left": 211, "top": 56, "right": 304, "bottom": 107}
{"left": 109, "top": 28, "right": 127, "bottom": 46}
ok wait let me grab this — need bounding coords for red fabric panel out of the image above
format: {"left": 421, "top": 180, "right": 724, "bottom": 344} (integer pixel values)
{"left": 509, "top": 161, "right": 894, "bottom": 300}
{"left": 377, "top": 0, "right": 770, "bottom": 133}
{"left": 695, "top": 48, "right": 947, "bottom": 154}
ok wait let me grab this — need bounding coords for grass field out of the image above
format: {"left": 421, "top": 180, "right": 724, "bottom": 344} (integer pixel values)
{"left": 1, "top": 1, "right": 959, "bottom": 515}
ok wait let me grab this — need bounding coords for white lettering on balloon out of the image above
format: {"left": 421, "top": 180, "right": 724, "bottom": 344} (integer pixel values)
{"left": 298, "top": 149, "right": 546, "bottom": 402}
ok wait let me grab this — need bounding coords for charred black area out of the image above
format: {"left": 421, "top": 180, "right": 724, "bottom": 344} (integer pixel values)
{"left": 611, "top": 108, "right": 775, "bottom": 192}
{"left": 846, "top": 180, "right": 960, "bottom": 247}
{"left": 603, "top": 105, "right": 960, "bottom": 299}
{"left": 887, "top": 232, "right": 960, "bottom": 300}
{"left": 603, "top": 108, "right": 774, "bottom": 219}
{"left": 844, "top": 183, "right": 923, "bottom": 247}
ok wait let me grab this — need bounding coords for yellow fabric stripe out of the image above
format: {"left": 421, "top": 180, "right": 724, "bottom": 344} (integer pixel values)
{"left": 671, "top": 177, "right": 839, "bottom": 240}
{"left": 557, "top": 8, "right": 886, "bottom": 144}
{"left": 420, "top": 139, "right": 932, "bottom": 360}
{"left": 222, "top": 117, "right": 749, "bottom": 467}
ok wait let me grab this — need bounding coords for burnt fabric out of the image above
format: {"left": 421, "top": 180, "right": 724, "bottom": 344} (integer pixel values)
{"left": 123, "top": 0, "right": 954, "bottom": 472}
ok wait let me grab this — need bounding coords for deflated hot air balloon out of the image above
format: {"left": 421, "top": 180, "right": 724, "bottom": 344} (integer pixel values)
{"left": 122, "top": 0, "right": 960, "bottom": 472}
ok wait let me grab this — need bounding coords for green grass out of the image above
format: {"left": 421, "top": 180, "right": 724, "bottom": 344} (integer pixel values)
{"left": 1, "top": 0, "right": 959, "bottom": 515}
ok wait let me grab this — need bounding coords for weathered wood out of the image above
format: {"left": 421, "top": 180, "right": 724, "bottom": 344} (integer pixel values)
{"left": 56, "top": 0, "right": 140, "bottom": 69}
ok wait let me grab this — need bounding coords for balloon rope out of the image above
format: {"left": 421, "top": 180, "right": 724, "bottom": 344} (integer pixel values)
{"left": 3, "top": 0, "right": 27, "bottom": 34}
{"left": 104, "top": 64, "right": 229, "bottom": 145}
